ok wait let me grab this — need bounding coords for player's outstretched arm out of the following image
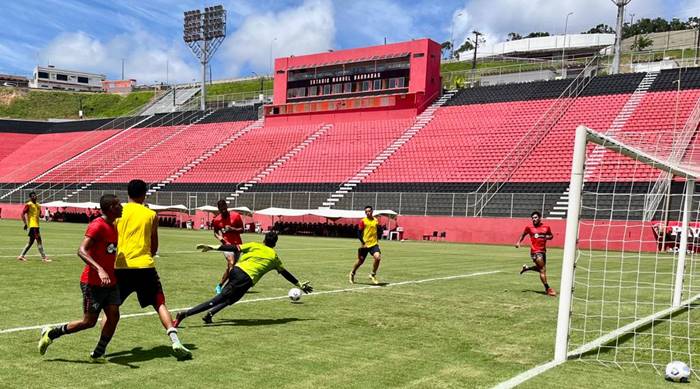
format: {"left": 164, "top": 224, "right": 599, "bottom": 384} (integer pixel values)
{"left": 196, "top": 243, "right": 242, "bottom": 252}
{"left": 515, "top": 232, "right": 527, "bottom": 248}
{"left": 279, "top": 269, "right": 313, "bottom": 293}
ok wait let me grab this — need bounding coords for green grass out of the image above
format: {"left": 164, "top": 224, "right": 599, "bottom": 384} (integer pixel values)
{"left": 206, "top": 78, "right": 273, "bottom": 98}
{"left": 0, "top": 219, "right": 697, "bottom": 388}
{"left": 0, "top": 89, "right": 154, "bottom": 120}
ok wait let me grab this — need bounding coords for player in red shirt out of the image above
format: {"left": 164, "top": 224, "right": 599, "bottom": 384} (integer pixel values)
{"left": 38, "top": 194, "right": 123, "bottom": 361}
{"left": 211, "top": 199, "right": 244, "bottom": 293}
{"left": 516, "top": 211, "right": 556, "bottom": 296}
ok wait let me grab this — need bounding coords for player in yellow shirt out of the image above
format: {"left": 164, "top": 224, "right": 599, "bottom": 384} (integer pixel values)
{"left": 115, "top": 179, "right": 191, "bottom": 359}
{"left": 18, "top": 191, "right": 50, "bottom": 262}
{"left": 349, "top": 205, "right": 383, "bottom": 285}
{"left": 173, "top": 231, "right": 312, "bottom": 327}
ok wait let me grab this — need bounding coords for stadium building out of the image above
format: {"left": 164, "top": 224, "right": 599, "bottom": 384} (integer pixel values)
{"left": 29, "top": 65, "right": 106, "bottom": 92}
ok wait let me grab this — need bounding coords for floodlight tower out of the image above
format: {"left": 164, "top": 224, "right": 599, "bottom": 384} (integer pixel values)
{"left": 610, "top": 0, "right": 631, "bottom": 74}
{"left": 183, "top": 5, "right": 226, "bottom": 111}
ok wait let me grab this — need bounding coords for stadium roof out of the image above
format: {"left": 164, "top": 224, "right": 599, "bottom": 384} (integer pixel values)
{"left": 287, "top": 52, "right": 410, "bottom": 71}
{"left": 459, "top": 33, "right": 615, "bottom": 60}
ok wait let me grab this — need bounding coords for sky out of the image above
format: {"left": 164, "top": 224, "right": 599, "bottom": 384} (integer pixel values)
{"left": 0, "top": 0, "right": 696, "bottom": 83}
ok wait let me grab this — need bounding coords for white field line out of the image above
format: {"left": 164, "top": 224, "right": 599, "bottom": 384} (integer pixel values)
{"left": 0, "top": 270, "right": 501, "bottom": 335}
{"left": 492, "top": 360, "right": 564, "bottom": 389}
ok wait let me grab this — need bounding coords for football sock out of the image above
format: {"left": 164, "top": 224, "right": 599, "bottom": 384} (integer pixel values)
{"left": 20, "top": 243, "right": 32, "bottom": 257}
{"left": 167, "top": 327, "right": 181, "bottom": 343}
{"left": 91, "top": 335, "right": 112, "bottom": 358}
{"left": 38, "top": 243, "right": 46, "bottom": 258}
{"left": 48, "top": 324, "right": 70, "bottom": 340}
{"left": 544, "top": 283, "right": 550, "bottom": 290}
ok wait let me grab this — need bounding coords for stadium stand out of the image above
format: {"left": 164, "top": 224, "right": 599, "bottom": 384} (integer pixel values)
{"left": 0, "top": 129, "right": 122, "bottom": 183}
{"left": 172, "top": 123, "right": 328, "bottom": 190}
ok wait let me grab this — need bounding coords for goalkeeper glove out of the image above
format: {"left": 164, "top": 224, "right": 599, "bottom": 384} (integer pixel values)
{"left": 196, "top": 244, "right": 220, "bottom": 252}
{"left": 215, "top": 284, "right": 223, "bottom": 294}
{"left": 297, "top": 281, "right": 313, "bottom": 294}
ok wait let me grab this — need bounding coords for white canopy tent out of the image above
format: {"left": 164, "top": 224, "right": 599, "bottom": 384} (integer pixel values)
{"left": 145, "top": 204, "right": 189, "bottom": 213}
{"left": 256, "top": 207, "right": 397, "bottom": 220}
{"left": 195, "top": 205, "right": 254, "bottom": 216}
{"left": 43, "top": 201, "right": 100, "bottom": 209}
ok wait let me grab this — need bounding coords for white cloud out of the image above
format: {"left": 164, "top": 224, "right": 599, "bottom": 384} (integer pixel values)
{"left": 676, "top": 0, "right": 700, "bottom": 18}
{"left": 220, "top": 0, "right": 335, "bottom": 76}
{"left": 338, "top": 0, "right": 414, "bottom": 44}
{"left": 451, "top": 0, "right": 667, "bottom": 52}
{"left": 39, "top": 30, "right": 197, "bottom": 83}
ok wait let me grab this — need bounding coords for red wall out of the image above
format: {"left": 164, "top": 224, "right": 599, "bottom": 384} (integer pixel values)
{"left": 273, "top": 38, "right": 441, "bottom": 106}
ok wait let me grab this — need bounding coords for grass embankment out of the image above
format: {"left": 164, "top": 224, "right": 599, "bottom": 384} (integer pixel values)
{"left": 0, "top": 88, "right": 154, "bottom": 120}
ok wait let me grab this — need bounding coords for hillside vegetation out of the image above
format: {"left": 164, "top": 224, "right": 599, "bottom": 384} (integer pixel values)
{"left": 0, "top": 88, "right": 154, "bottom": 120}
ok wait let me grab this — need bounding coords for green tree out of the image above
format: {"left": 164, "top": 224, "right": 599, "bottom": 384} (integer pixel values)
{"left": 583, "top": 24, "right": 615, "bottom": 34}
{"left": 525, "top": 32, "right": 550, "bottom": 38}
{"left": 631, "top": 35, "right": 654, "bottom": 51}
{"left": 454, "top": 40, "right": 475, "bottom": 58}
{"left": 507, "top": 32, "right": 522, "bottom": 41}
{"left": 440, "top": 41, "right": 452, "bottom": 59}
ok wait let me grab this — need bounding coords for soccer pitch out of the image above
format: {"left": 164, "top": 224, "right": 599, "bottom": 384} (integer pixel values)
{"left": 0, "top": 220, "right": 691, "bottom": 388}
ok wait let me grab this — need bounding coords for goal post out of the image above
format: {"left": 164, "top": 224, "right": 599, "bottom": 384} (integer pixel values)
{"left": 555, "top": 125, "right": 700, "bottom": 370}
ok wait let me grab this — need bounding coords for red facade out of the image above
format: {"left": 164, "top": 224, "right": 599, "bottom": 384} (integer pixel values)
{"left": 268, "top": 39, "right": 442, "bottom": 116}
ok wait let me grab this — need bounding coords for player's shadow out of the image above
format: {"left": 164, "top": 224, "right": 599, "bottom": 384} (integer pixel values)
{"left": 192, "top": 317, "right": 308, "bottom": 328}
{"left": 46, "top": 358, "right": 99, "bottom": 365}
{"left": 104, "top": 344, "right": 197, "bottom": 368}
{"left": 521, "top": 289, "right": 548, "bottom": 295}
{"left": 354, "top": 282, "right": 389, "bottom": 287}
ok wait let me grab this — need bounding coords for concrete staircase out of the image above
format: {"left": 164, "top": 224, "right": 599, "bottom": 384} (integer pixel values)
{"left": 226, "top": 123, "right": 334, "bottom": 201}
{"left": 321, "top": 92, "right": 455, "bottom": 208}
{"left": 63, "top": 110, "right": 213, "bottom": 200}
{"left": 146, "top": 117, "right": 266, "bottom": 196}
{"left": 548, "top": 71, "right": 660, "bottom": 219}
{"left": 0, "top": 115, "right": 156, "bottom": 201}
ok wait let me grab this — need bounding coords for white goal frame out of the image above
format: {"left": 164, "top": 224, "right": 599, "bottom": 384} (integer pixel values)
{"left": 554, "top": 124, "right": 699, "bottom": 363}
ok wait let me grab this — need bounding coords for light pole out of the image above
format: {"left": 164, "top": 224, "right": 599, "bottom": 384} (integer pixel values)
{"left": 693, "top": 20, "right": 700, "bottom": 66}
{"left": 183, "top": 5, "right": 227, "bottom": 111}
{"left": 611, "top": 0, "right": 632, "bottom": 75}
{"left": 450, "top": 12, "right": 464, "bottom": 59}
{"left": 471, "top": 30, "right": 483, "bottom": 71}
{"left": 252, "top": 71, "right": 263, "bottom": 100}
{"left": 561, "top": 12, "right": 574, "bottom": 77}
{"left": 269, "top": 37, "right": 277, "bottom": 75}
{"left": 630, "top": 13, "right": 637, "bottom": 50}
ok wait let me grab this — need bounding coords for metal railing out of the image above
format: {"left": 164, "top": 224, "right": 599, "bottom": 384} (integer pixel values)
{"left": 0, "top": 188, "right": 562, "bottom": 218}
{"left": 470, "top": 56, "right": 600, "bottom": 217}
{"left": 205, "top": 89, "right": 273, "bottom": 110}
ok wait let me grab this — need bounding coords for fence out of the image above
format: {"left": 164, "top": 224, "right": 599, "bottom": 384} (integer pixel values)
{"left": 0, "top": 188, "right": 565, "bottom": 218}
{"left": 205, "top": 89, "right": 273, "bottom": 110}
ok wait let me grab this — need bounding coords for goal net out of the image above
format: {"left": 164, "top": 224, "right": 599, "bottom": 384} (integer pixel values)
{"left": 556, "top": 125, "right": 700, "bottom": 377}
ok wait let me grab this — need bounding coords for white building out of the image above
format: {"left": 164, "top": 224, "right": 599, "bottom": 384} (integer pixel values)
{"left": 29, "top": 65, "right": 106, "bottom": 92}
{"left": 459, "top": 33, "right": 616, "bottom": 60}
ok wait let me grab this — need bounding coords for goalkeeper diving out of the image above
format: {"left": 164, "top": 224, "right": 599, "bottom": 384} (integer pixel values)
{"left": 173, "top": 231, "right": 312, "bottom": 327}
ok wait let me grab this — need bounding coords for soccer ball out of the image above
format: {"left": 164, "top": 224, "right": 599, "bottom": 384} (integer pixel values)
{"left": 665, "top": 361, "right": 691, "bottom": 382}
{"left": 288, "top": 287, "right": 302, "bottom": 302}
